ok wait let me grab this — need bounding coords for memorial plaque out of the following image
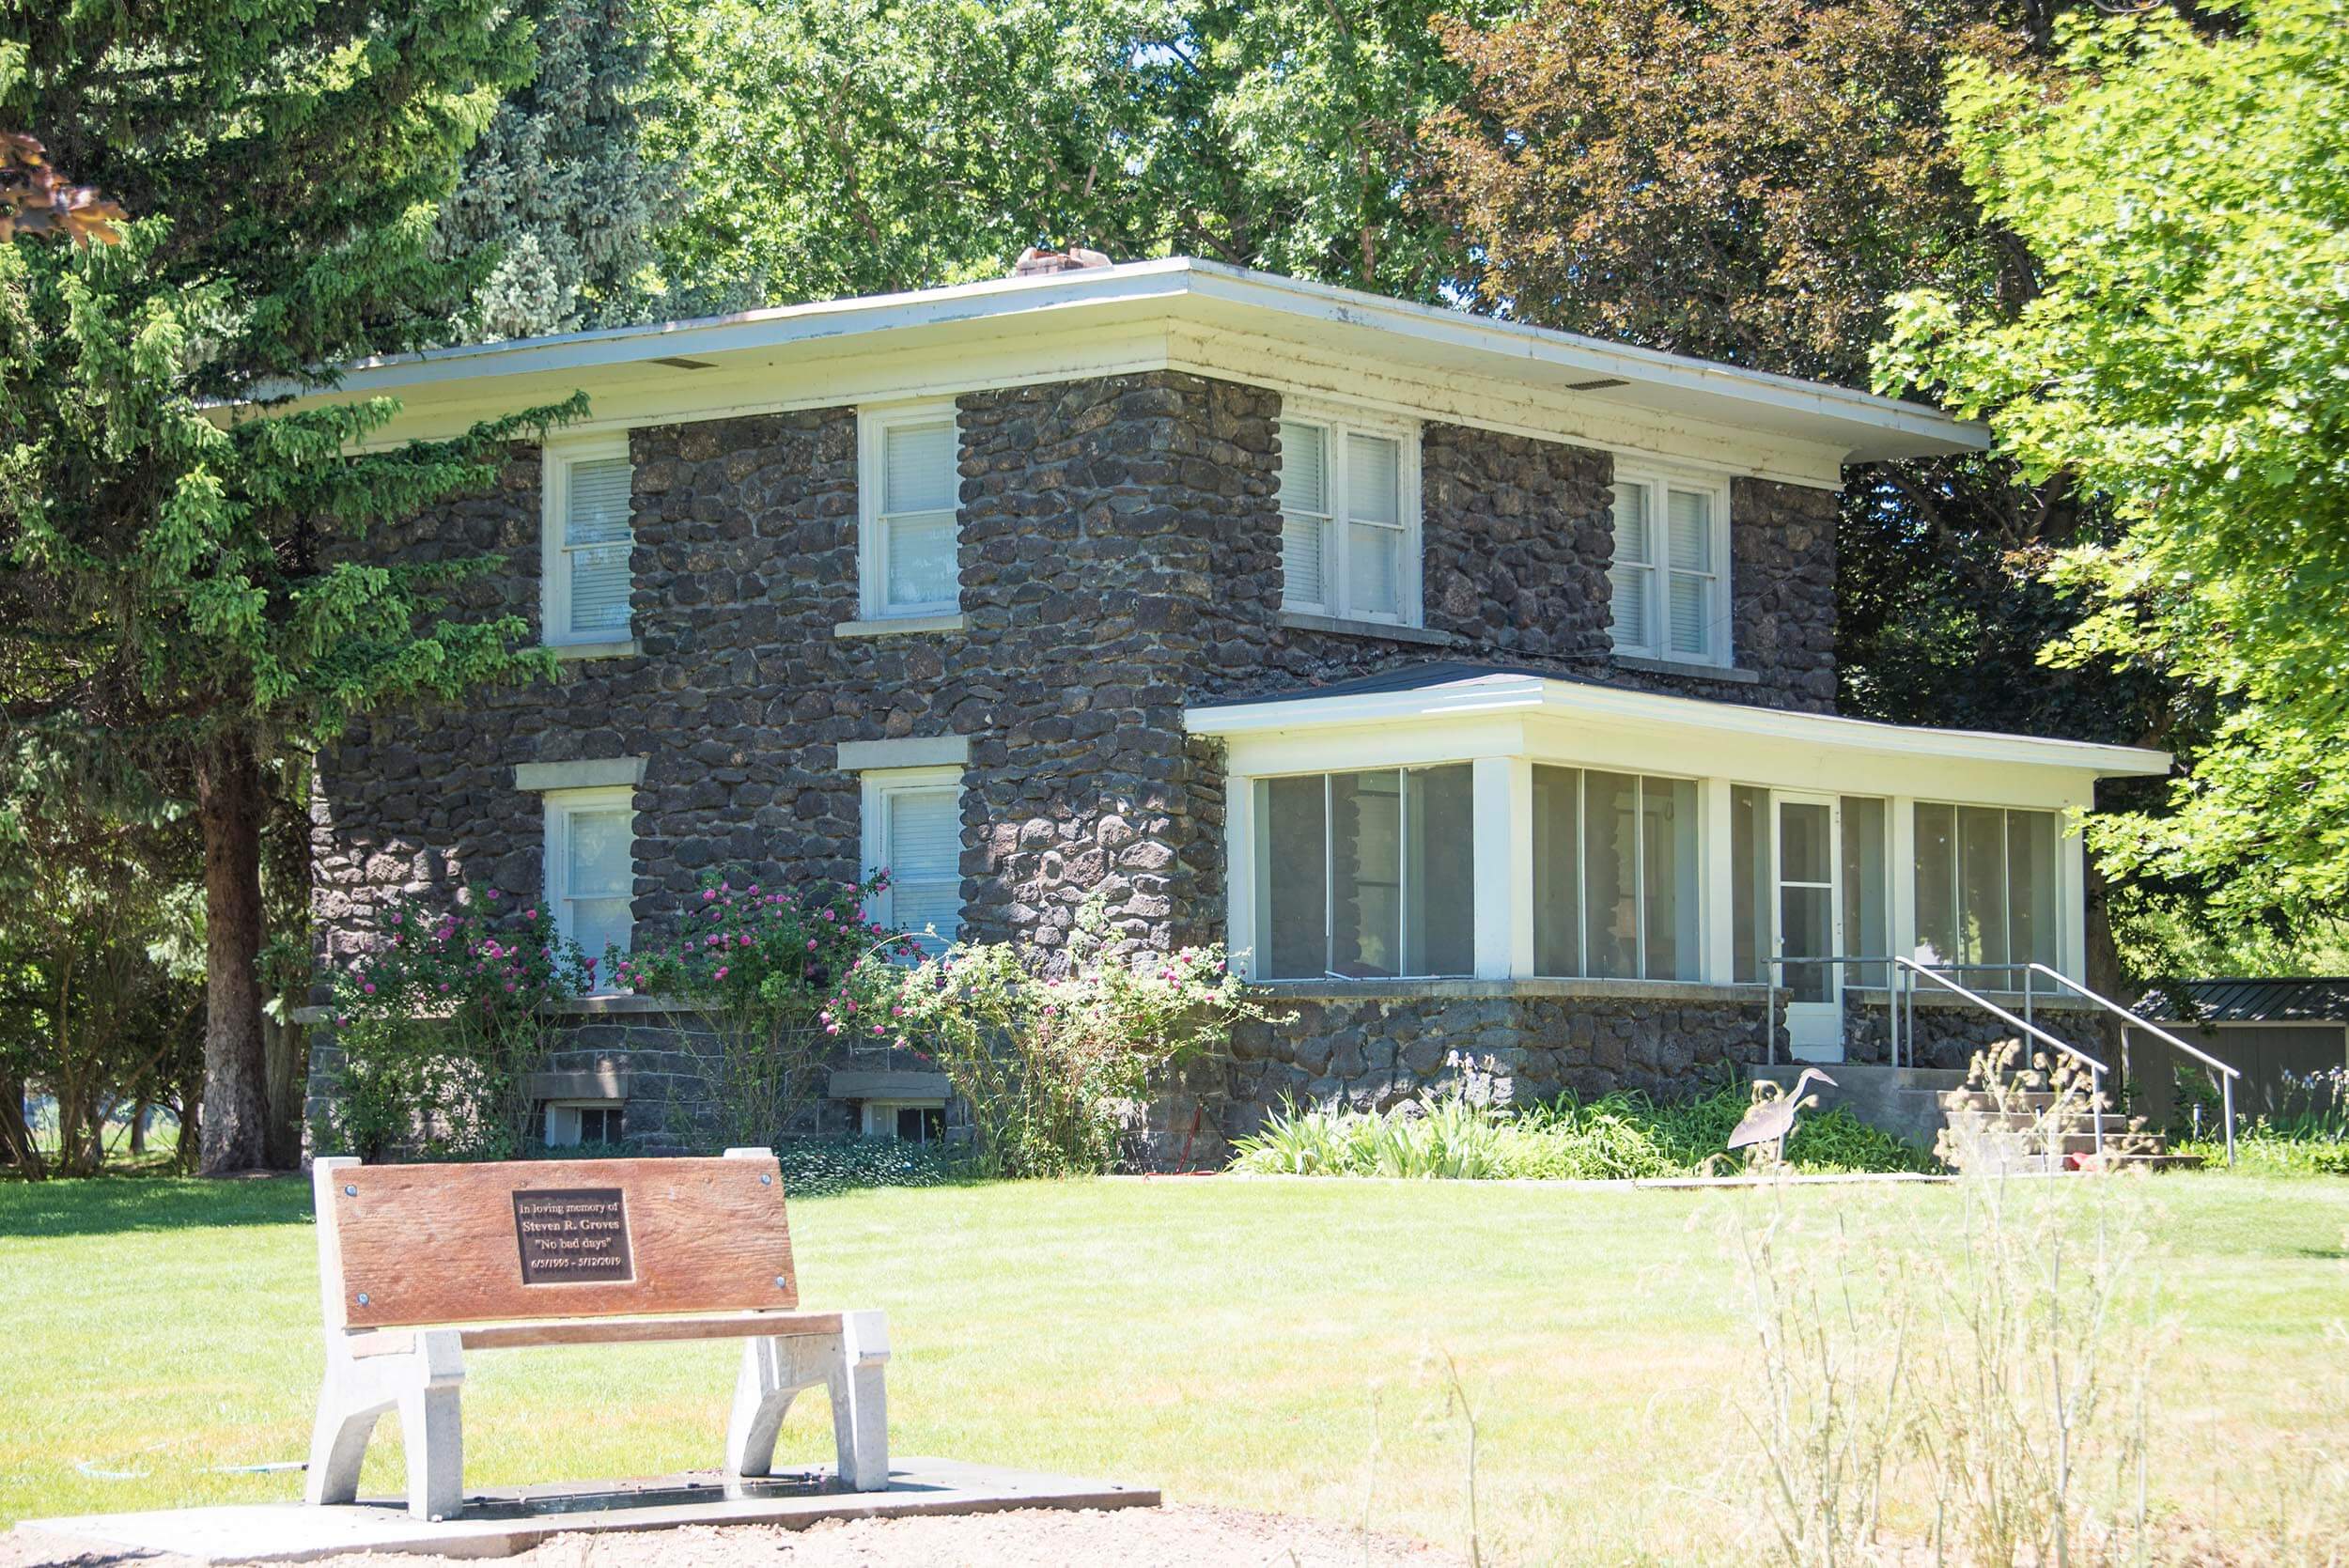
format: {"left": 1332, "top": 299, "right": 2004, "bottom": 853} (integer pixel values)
{"left": 511, "top": 1188, "right": 635, "bottom": 1285}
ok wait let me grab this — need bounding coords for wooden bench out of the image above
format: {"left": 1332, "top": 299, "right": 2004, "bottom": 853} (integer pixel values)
{"left": 305, "top": 1148, "right": 888, "bottom": 1521}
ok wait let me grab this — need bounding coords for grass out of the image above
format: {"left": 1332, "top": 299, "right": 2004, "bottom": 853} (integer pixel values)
{"left": 1, "top": 1172, "right": 2343, "bottom": 1563}
{"left": 1229, "top": 1083, "right": 1936, "bottom": 1179}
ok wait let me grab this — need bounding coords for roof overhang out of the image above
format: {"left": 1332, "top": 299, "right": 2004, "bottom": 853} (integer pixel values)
{"left": 1187, "top": 670, "right": 2170, "bottom": 807}
{"left": 255, "top": 258, "right": 1987, "bottom": 482}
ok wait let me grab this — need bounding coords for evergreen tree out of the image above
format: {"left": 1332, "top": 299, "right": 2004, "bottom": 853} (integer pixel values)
{"left": 439, "top": 0, "right": 664, "bottom": 341}
{"left": 0, "top": 3, "right": 572, "bottom": 1172}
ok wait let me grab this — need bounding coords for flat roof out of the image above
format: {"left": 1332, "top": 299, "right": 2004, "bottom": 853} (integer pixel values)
{"left": 1186, "top": 661, "right": 2172, "bottom": 777}
{"left": 285, "top": 257, "right": 1987, "bottom": 466}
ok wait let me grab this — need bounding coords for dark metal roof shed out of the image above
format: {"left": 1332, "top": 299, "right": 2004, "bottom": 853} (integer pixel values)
{"left": 2156, "top": 978, "right": 2349, "bottom": 1025}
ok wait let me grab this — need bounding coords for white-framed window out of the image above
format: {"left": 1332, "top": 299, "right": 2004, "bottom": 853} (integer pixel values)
{"left": 543, "top": 784, "right": 634, "bottom": 979}
{"left": 544, "top": 1100, "right": 625, "bottom": 1147}
{"left": 541, "top": 434, "right": 635, "bottom": 645}
{"left": 860, "top": 766, "right": 964, "bottom": 955}
{"left": 1278, "top": 406, "right": 1422, "bottom": 625}
{"left": 1609, "top": 469, "right": 1732, "bottom": 664}
{"left": 858, "top": 402, "right": 961, "bottom": 619}
{"left": 1531, "top": 766, "right": 1703, "bottom": 982}
{"left": 1253, "top": 765, "right": 1474, "bottom": 980}
{"left": 860, "top": 1100, "right": 946, "bottom": 1143}
{"left": 1912, "top": 802, "right": 2061, "bottom": 987}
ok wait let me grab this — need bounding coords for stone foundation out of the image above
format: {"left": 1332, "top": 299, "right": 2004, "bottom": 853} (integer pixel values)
{"left": 1221, "top": 979, "right": 1777, "bottom": 1142}
{"left": 1843, "top": 992, "right": 2116, "bottom": 1072}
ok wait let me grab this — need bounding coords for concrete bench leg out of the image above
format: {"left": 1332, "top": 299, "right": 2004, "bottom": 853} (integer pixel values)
{"left": 304, "top": 1329, "right": 467, "bottom": 1522}
{"left": 725, "top": 1311, "right": 890, "bottom": 1493}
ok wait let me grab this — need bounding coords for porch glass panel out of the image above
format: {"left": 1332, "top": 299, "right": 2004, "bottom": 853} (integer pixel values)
{"left": 1330, "top": 770, "right": 1403, "bottom": 978}
{"left": 1583, "top": 770, "right": 1640, "bottom": 977}
{"left": 1913, "top": 801, "right": 1958, "bottom": 967}
{"left": 1732, "top": 785, "right": 1768, "bottom": 983}
{"left": 1643, "top": 776, "right": 1702, "bottom": 981}
{"left": 1256, "top": 775, "right": 1327, "bottom": 979}
{"left": 2007, "top": 808, "right": 2061, "bottom": 969}
{"left": 1532, "top": 766, "right": 1583, "bottom": 976}
{"left": 1406, "top": 765, "right": 1476, "bottom": 975}
{"left": 1841, "top": 797, "right": 1888, "bottom": 986}
{"left": 1957, "top": 804, "right": 2011, "bottom": 986}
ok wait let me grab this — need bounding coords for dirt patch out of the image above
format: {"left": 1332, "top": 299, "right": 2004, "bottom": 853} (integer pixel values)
{"left": 6, "top": 1504, "right": 1464, "bottom": 1568}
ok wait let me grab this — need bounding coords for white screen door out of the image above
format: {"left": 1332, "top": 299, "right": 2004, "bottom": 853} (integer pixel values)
{"left": 1775, "top": 795, "right": 1843, "bottom": 1061}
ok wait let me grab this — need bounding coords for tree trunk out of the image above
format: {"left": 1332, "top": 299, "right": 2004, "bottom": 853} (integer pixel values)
{"left": 262, "top": 1012, "right": 307, "bottom": 1169}
{"left": 0, "top": 1071, "right": 35, "bottom": 1178}
{"left": 197, "top": 729, "right": 271, "bottom": 1174}
{"left": 129, "top": 1096, "right": 148, "bottom": 1156}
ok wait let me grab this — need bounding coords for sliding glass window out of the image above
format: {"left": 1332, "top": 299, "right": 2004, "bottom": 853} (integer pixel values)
{"left": 1911, "top": 802, "right": 2061, "bottom": 986}
{"left": 1532, "top": 766, "right": 1701, "bottom": 982}
{"left": 1255, "top": 766, "right": 1474, "bottom": 979}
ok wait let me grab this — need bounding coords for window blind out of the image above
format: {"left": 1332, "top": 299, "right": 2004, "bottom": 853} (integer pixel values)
{"left": 1280, "top": 421, "right": 1330, "bottom": 609}
{"left": 1609, "top": 482, "right": 1653, "bottom": 648}
{"left": 886, "top": 786, "right": 961, "bottom": 951}
{"left": 564, "top": 458, "right": 633, "bottom": 635}
{"left": 880, "top": 420, "right": 958, "bottom": 610}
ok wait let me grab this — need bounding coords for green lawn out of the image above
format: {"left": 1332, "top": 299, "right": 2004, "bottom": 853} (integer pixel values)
{"left": 1, "top": 1172, "right": 2342, "bottom": 1563}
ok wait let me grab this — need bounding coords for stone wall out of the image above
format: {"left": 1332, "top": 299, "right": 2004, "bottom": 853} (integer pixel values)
{"left": 309, "top": 365, "right": 1848, "bottom": 1152}
{"left": 1222, "top": 981, "right": 1775, "bottom": 1142}
{"left": 1843, "top": 993, "right": 2117, "bottom": 1071}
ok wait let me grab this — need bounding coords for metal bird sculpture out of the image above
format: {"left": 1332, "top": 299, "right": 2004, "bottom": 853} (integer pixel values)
{"left": 1728, "top": 1069, "right": 1839, "bottom": 1166}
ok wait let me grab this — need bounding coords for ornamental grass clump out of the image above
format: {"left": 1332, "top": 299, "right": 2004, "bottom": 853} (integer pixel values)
{"left": 317, "top": 887, "right": 590, "bottom": 1161}
{"left": 619, "top": 870, "right": 908, "bottom": 1149}
{"left": 837, "top": 898, "right": 1287, "bottom": 1178}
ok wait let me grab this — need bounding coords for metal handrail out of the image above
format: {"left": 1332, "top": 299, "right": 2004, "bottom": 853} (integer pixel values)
{"left": 2022, "top": 960, "right": 2237, "bottom": 1168}
{"left": 1891, "top": 956, "right": 2108, "bottom": 1153}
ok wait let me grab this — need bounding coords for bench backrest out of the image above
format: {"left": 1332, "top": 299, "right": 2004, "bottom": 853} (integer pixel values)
{"left": 311, "top": 1149, "right": 800, "bottom": 1332}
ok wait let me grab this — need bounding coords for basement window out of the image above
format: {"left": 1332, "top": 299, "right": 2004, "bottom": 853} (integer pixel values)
{"left": 861, "top": 1101, "right": 946, "bottom": 1144}
{"left": 544, "top": 1101, "right": 625, "bottom": 1147}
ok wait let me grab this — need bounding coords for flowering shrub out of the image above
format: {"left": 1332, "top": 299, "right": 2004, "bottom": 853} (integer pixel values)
{"left": 620, "top": 871, "right": 909, "bottom": 1147}
{"left": 316, "top": 887, "right": 590, "bottom": 1161}
{"left": 833, "top": 898, "right": 1289, "bottom": 1177}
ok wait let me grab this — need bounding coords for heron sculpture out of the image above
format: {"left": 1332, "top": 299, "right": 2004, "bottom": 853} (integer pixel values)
{"left": 1727, "top": 1069, "right": 1838, "bottom": 1166}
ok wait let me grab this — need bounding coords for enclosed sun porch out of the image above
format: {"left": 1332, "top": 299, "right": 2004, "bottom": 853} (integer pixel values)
{"left": 1189, "top": 664, "right": 2171, "bottom": 1070}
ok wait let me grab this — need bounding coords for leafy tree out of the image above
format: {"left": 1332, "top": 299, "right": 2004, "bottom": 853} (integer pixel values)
{"left": 1, "top": 4, "right": 571, "bottom": 1172}
{"left": 1877, "top": 0, "right": 2349, "bottom": 939}
{"left": 644, "top": 0, "right": 1484, "bottom": 311}
{"left": 438, "top": 0, "right": 667, "bottom": 340}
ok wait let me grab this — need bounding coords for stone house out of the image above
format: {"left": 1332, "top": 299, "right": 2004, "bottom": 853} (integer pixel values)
{"left": 301, "top": 255, "right": 2168, "bottom": 1158}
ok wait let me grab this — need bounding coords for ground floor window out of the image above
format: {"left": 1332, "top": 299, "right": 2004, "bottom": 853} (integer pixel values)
{"left": 543, "top": 785, "right": 634, "bottom": 974}
{"left": 861, "top": 1100, "right": 945, "bottom": 1143}
{"left": 861, "top": 766, "right": 963, "bottom": 955}
{"left": 1532, "top": 767, "right": 1700, "bottom": 981}
{"left": 1255, "top": 764, "right": 1474, "bottom": 980}
{"left": 1913, "top": 803, "right": 2060, "bottom": 985}
{"left": 543, "top": 1100, "right": 624, "bottom": 1147}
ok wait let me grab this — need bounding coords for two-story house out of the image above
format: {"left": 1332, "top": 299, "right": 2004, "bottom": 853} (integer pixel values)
{"left": 300, "top": 254, "right": 2169, "bottom": 1157}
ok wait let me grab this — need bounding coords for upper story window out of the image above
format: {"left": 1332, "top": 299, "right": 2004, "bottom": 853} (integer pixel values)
{"left": 862, "top": 765, "right": 964, "bottom": 955}
{"left": 858, "top": 403, "right": 961, "bottom": 620}
{"left": 1609, "top": 470, "right": 1731, "bottom": 665}
{"left": 543, "top": 784, "right": 634, "bottom": 976}
{"left": 1278, "top": 408, "right": 1421, "bottom": 626}
{"left": 541, "top": 434, "right": 634, "bottom": 646}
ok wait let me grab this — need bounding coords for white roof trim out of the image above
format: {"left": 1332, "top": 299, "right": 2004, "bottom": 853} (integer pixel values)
{"left": 272, "top": 258, "right": 1983, "bottom": 463}
{"left": 1185, "top": 672, "right": 2170, "bottom": 777}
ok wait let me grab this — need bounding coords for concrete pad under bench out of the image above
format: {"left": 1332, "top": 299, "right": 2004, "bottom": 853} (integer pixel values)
{"left": 14, "top": 1458, "right": 1159, "bottom": 1564}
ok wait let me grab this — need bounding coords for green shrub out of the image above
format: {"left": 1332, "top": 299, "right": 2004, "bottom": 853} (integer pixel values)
{"left": 315, "top": 887, "right": 589, "bottom": 1161}
{"left": 1229, "top": 1079, "right": 1938, "bottom": 1180}
{"left": 838, "top": 898, "right": 1290, "bottom": 1178}
{"left": 772, "top": 1138, "right": 975, "bottom": 1196}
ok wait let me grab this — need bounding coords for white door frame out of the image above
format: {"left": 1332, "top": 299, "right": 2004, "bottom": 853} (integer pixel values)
{"left": 1773, "top": 792, "right": 1844, "bottom": 1063}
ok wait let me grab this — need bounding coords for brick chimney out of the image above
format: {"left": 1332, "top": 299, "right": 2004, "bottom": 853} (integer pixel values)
{"left": 1012, "top": 244, "right": 1112, "bottom": 276}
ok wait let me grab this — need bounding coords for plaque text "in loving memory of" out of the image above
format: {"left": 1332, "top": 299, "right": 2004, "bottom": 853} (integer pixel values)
{"left": 512, "top": 1188, "right": 635, "bottom": 1284}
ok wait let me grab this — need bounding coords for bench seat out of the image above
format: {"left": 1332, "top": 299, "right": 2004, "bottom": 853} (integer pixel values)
{"left": 347, "top": 1310, "right": 848, "bottom": 1358}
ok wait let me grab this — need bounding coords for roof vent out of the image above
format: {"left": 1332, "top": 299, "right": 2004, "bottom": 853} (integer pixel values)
{"left": 1012, "top": 244, "right": 1112, "bottom": 277}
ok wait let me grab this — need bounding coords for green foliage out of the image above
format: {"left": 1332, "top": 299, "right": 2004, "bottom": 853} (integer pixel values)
{"left": 1877, "top": 0, "right": 2349, "bottom": 939}
{"left": 1, "top": 0, "right": 577, "bottom": 1171}
{"left": 772, "top": 1137, "right": 974, "bottom": 1196}
{"left": 619, "top": 870, "right": 906, "bottom": 1148}
{"left": 642, "top": 0, "right": 1486, "bottom": 313}
{"left": 2180, "top": 1064, "right": 2349, "bottom": 1174}
{"left": 315, "top": 888, "right": 589, "bottom": 1161}
{"left": 840, "top": 900, "right": 1285, "bottom": 1177}
{"left": 439, "top": 0, "right": 667, "bottom": 340}
{"left": 1229, "top": 1080, "right": 1939, "bottom": 1180}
